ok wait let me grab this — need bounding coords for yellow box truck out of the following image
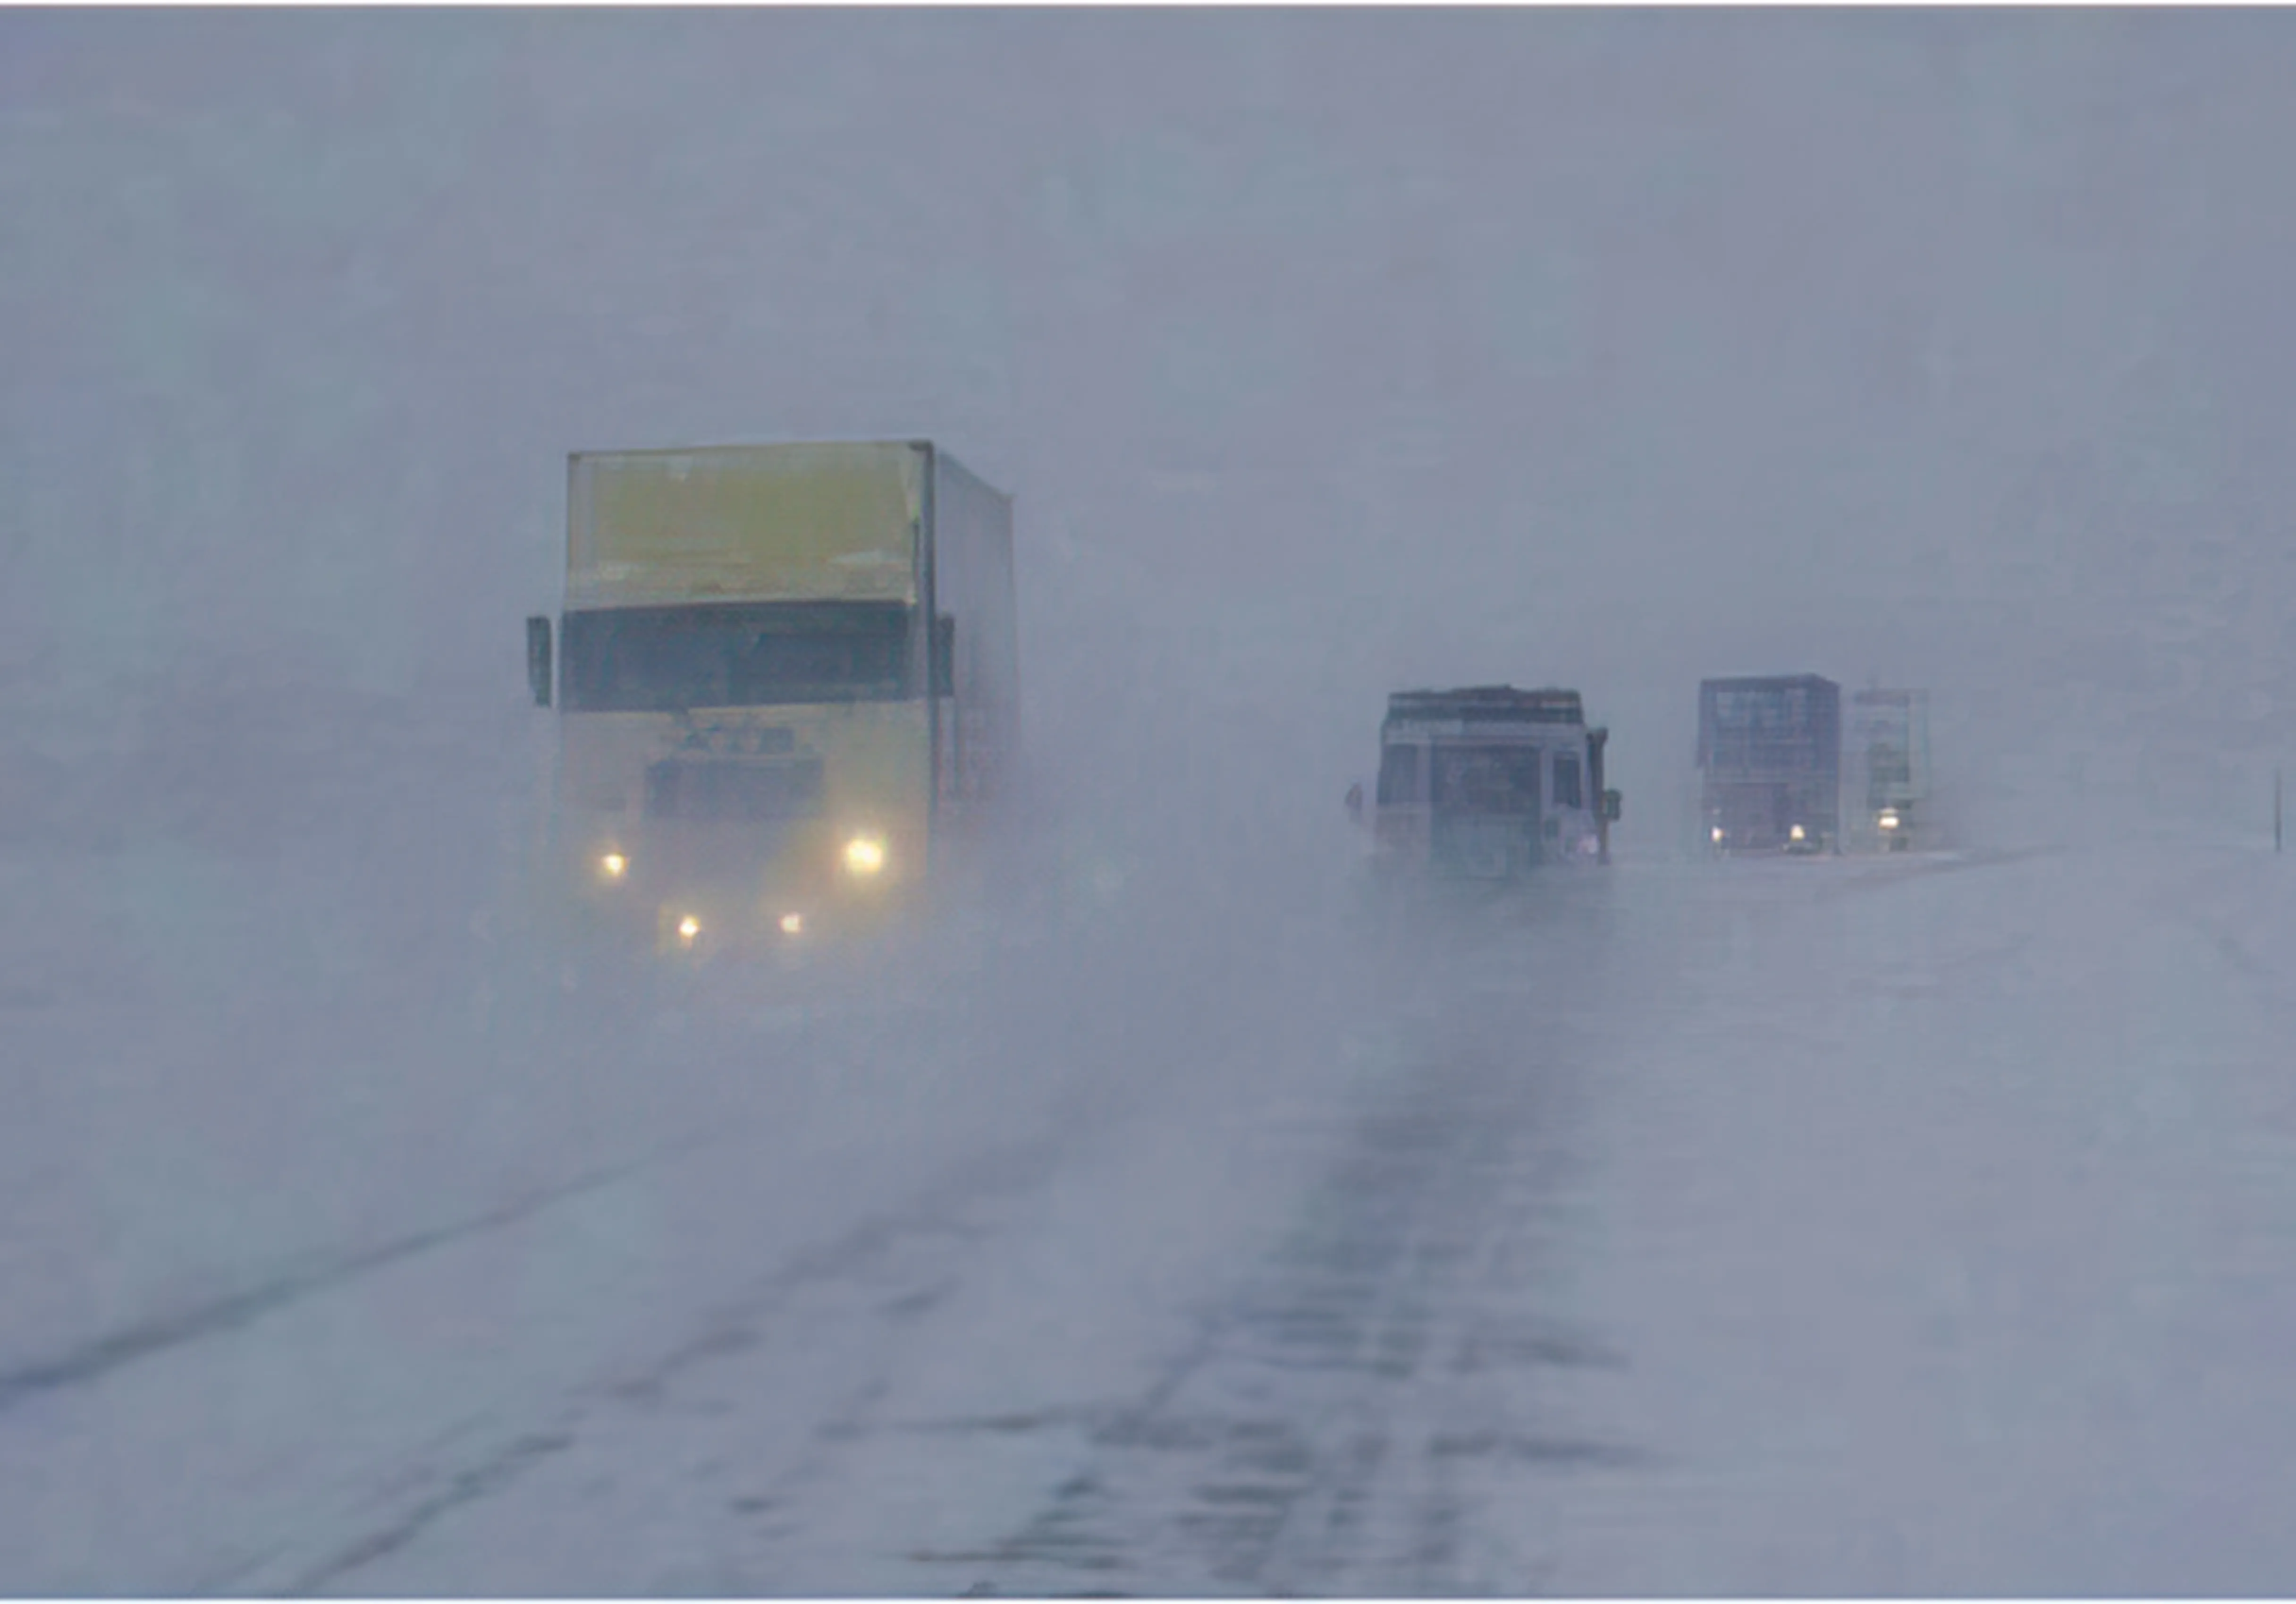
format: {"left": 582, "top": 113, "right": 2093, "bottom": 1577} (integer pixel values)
{"left": 524, "top": 441, "right": 1017, "bottom": 960}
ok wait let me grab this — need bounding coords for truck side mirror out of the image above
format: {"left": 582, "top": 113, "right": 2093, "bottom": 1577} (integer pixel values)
{"left": 527, "top": 615, "right": 552, "bottom": 707}
{"left": 1603, "top": 788, "right": 1622, "bottom": 822}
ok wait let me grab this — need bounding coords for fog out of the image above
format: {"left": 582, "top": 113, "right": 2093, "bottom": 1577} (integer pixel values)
{"left": 5, "top": 9, "right": 2295, "bottom": 1594}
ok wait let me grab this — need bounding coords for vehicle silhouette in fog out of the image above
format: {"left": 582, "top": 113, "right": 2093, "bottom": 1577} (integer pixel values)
{"left": 1697, "top": 674, "right": 1840, "bottom": 856}
{"left": 1368, "top": 685, "right": 1620, "bottom": 882}
{"left": 1846, "top": 686, "right": 1933, "bottom": 852}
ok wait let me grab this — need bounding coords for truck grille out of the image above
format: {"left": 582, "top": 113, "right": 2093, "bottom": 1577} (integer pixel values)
{"left": 644, "top": 757, "right": 825, "bottom": 822}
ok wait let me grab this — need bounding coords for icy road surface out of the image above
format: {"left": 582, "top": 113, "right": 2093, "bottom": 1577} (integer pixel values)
{"left": 5, "top": 842, "right": 2295, "bottom": 1594}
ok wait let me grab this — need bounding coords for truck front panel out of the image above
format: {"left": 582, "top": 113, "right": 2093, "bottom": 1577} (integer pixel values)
{"left": 553, "top": 697, "right": 930, "bottom": 955}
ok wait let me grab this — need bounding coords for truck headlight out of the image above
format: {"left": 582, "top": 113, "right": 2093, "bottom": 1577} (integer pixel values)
{"left": 676, "top": 914, "right": 701, "bottom": 946}
{"left": 843, "top": 836, "right": 886, "bottom": 876}
{"left": 1879, "top": 810, "right": 1900, "bottom": 831}
{"left": 779, "top": 912, "right": 805, "bottom": 936}
{"left": 1790, "top": 824, "right": 1806, "bottom": 843}
{"left": 1711, "top": 825, "right": 1725, "bottom": 843}
{"left": 599, "top": 851, "right": 628, "bottom": 880}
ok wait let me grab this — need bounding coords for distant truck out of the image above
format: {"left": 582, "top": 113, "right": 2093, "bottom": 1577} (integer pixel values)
{"left": 1370, "top": 685, "right": 1620, "bottom": 880}
{"left": 1697, "top": 674, "right": 1840, "bottom": 854}
{"left": 523, "top": 440, "right": 1018, "bottom": 958}
{"left": 1845, "top": 687, "right": 1931, "bottom": 851}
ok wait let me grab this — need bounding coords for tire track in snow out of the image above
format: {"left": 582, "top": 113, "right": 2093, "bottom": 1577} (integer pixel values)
{"left": 0, "top": 1130, "right": 721, "bottom": 1417}
{"left": 912, "top": 1032, "right": 1635, "bottom": 1597}
{"left": 253, "top": 1133, "right": 1071, "bottom": 1598}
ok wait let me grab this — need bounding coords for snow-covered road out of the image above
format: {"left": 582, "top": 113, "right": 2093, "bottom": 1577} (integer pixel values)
{"left": 5, "top": 841, "right": 2294, "bottom": 1594}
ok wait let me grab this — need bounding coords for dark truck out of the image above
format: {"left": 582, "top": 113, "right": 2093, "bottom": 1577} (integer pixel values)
{"left": 1370, "top": 686, "right": 1620, "bottom": 880}
{"left": 1697, "top": 674, "right": 1841, "bottom": 854}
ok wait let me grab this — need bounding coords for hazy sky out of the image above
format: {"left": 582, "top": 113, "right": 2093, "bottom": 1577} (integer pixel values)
{"left": 7, "top": 8, "right": 2294, "bottom": 844}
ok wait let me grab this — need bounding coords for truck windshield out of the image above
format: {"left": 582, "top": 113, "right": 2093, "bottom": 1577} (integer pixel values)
{"left": 1430, "top": 746, "right": 1544, "bottom": 814}
{"left": 563, "top": 602, "right": 914, "bottom": 712}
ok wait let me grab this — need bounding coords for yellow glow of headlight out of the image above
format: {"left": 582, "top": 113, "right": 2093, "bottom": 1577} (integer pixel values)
{"left": 599, "top": 852, "right": 627, "bottom": 879}
{"left": 779, "top": 912, "right": 804, "bottom": 936}
{"left": 1790, "top": 824, "right": 1806, "bottom": 843}
{"left": 676, "top": 915, "right": 701, "bottom": 944}
{"left": 843, "top": 836, "right": 886, "bottom": 876}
